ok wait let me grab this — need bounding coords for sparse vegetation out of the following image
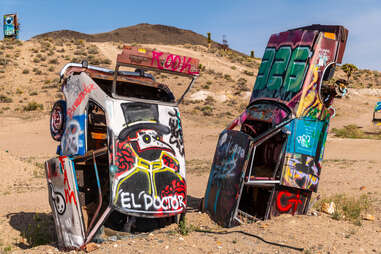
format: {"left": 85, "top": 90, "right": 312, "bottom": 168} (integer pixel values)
{"left": 23, "top": 102, "right": 44, "bottom": 111}
{"left": 316, "top": 194, "right": 372, "bottom": 225}
{"left": 0, "top": 95, "right": 12, "bottom": 103}
{"left": 332, "top": 125, "right": 381, "bottom": 140}
{"left": 243, "top": 70, "right": 254, "bottom": 76}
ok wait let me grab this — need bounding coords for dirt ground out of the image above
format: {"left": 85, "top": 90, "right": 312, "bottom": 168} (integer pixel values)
{"left": 0, "top": 39, "right": 380, "bottom": 253}
{"left": 0, "top": 91, "right": 380, "bottom": 254}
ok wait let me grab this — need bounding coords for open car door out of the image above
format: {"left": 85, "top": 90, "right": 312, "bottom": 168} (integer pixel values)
{"left": 45, "top": 156, "right": 86, "bottom": 249}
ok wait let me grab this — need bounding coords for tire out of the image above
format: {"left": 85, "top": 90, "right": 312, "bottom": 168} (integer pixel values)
{"left": 50, "top": 100, "right": 66, "bottom": 141}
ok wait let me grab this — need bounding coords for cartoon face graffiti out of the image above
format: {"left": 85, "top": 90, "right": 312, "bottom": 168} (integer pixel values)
{"left": 113, "top": 124, "right": 186, "bottom": 214}
{"left": 49, "top": 184, "right": 66, "bottom": 215}
{"left": 129, "top": 129, "right": 174, "bottom": 156}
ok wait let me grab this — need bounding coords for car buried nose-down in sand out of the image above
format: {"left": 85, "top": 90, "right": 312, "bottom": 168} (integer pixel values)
{"left": 45, "top": 46, "right": 199, "bottom": 249}
{"left": 204, "top": 24, "right": 349, "bottom": 227}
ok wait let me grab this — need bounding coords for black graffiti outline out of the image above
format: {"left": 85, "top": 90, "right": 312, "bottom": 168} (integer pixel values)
{"left": 168, "top": 109, "right": 184, "bottom": 156}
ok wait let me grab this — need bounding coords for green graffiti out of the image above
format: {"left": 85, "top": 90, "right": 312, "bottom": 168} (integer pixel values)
{"left": 284, "top": 47, "right": 310, "bottom": 92}
{"left": 268, "top": 47, "right": 291, "bottom": 90}
{"left": 254, "top": 48, "right": 275, "bottom": 90}
{"left": 254, "top": 46, "right": 310, "bottom": 93}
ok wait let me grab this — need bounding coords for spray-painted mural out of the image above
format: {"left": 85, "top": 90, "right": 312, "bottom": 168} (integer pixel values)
{"left": 111, "top": 103, "right": 187, "bottom": 216}
{"left": 45, "top": 46, "right": 199, "bottom": 249}
{"left": 204, "top": 25, "right": 348, "bottom": 226}
{"left": 204, "top": 130, "right": 252, "bottom": 227}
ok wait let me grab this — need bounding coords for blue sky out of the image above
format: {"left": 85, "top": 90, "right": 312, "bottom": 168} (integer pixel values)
{"left": 1, "top": 0, "right": 380, "bottom": 70}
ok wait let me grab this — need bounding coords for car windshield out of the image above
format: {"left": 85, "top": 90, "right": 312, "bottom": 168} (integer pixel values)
{"left": 93, "top": 78, "right": 175, "bottom": 103}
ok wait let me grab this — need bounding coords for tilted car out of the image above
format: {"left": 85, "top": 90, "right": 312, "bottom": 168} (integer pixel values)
{"left": 45, "top": 46, "right": 199, "bottom": 248}
{"left": 204, "top": 24, "right": 349, "bottom": 227}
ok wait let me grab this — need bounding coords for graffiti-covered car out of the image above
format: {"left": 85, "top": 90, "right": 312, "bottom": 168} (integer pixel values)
{"left": 204, "top": 25, "right": 348, "bottom": 227}
{"left": 3, "top": 13, "right": 19, "bottom": 39}
{"left": 45, "top": 46, "right": 199, "bottom": 249}
{"left": 373, "top": 101, "right": 381, "bottom": 124}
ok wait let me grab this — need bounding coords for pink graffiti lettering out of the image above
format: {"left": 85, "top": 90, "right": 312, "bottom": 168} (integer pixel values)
{"left": 151, "top": 51, "right": 164, "bottom": 69}
{"left": 67, "top": 83, "right": 96, "bottom": 118}
{"left": 151, "top": 51, "right": 198, "bottom": 75}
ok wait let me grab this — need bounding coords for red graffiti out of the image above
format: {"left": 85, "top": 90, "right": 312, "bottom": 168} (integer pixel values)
{"left": 115, "top": 141, "right": 136, "bottom": 176}
{"left": 151, "top": 51, "right": 198, "bottom": 75}
{"left": 59, "top": 157, "right": 77, "bottom": 206}
{"left": 276, "top": 190, "right": 302, "bottom": 215}
{"left": 67, "top": 83, "right": 96, "bottom": 118}
{"left": 162, "top": 153, "right": 179, "bottom": 172}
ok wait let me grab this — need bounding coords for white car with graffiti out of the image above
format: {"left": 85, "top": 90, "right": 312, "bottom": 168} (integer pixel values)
{"left": 45, "top": 46, "right": 199, "bottom": 249}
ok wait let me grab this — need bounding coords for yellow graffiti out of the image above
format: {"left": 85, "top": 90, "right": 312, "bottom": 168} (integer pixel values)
{"left": 113, "top": 144, "right": 182, "bottom": 203}
{"left": 296, "top": 65, "right": 324, "bottom": 119}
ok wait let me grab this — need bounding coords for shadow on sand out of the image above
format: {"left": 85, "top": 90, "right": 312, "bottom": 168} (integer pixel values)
{"left": 7, "top": 212, "right": 56, "bottom": 249}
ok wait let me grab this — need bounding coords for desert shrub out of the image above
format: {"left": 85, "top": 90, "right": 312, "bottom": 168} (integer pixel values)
{"left": 332, "top": 125, "right": 364, "bottom": 138}
{"left": 195, "top": 105, "right": 213, "bottom": 116}
{"left": 224, "top": 74, "right": 232, "bottom": 81}
{"left": 331, "top": 125, "right": 381, "bottom": 139}
{"left": 22, "top": 69, "right": 30, "bottom": 74}
{"left": 49, "top": 59, "right": 58, "bottom": 65}
{"left": 231, "top": 66, "right": 237, "bottom": 70}
{"left": 236, "top": 77, "right": 249, "bottom": 92}
{"left": 316, "top": 194, "right": 371, "bottom": 225}
{"left": 16, "top": 88, "right": 23, "bottom": 94}
{"left": 205, "top": 95, "right": 216, "bottom": 105}
{"left": 201, "top": 84, "right": 210, "bottom": 89}
{"left": 87, "top": 46, "right": 99, "bottom": 55}
{"left": 0, "top": 95, "right": 12, "bottom": 103}
{"left": 33, "top": 57, "right": 40, "bottom": 63}
{"left": 29, "top": 91, "right": 38, "bottom": 96}
{"left": 23, "top": 101, "right": 43, "bottom": 111}
{"left": 243, "top": 70, "right": 254, "bottom": 76}
{"left": 48, "top": 66, "right": 55, "bottom": 72}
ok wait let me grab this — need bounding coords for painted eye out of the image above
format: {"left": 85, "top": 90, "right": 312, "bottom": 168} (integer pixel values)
{"left": 143, "top": 134, "right": 151, "bottom": 144}
{"left": 155, "top": 136, "right": 160, "bottom": 141}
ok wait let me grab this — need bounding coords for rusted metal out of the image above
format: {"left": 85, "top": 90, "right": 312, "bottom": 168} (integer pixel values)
{"left": 73, "top": 147, "right": 107, "bottom": 162}
{"left": 86, "top": 152, "right": 103, "bottom": 235}
{"left": 116, "top": 45, "right": 200, "bottom": 77}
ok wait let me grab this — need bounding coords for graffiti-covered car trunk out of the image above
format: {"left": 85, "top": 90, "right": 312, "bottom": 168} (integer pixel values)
{"left": 45, "top": 46, "right": 199, "bottom": 249}
{"left": 204, "top": 25, "right": 348, "bottom": 227}
{"left": 110, "top": 102, "right": 187, "bottom": 216}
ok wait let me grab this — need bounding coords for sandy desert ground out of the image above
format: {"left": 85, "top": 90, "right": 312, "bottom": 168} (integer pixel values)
{"left": 0, "top": 39, "right": 380, "bottom": 253}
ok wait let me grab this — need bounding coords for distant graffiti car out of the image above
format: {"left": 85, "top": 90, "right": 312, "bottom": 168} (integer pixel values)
{"left": 204, "top": 25, "right": 349, "bottom": 227}
{"left": 3, "top": 14, "right": 19, "bottom": 39}
{"left": 373, "top": 101, "right": 381, "bottom": 124}
{"left": 45, "top": 46, "right": 199, "bottom": 249}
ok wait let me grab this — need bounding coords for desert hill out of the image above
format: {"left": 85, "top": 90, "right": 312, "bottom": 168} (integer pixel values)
{"left": 0, "top": 35, "right": 381, "bottom": 253}
{"left": 33, "top": 23, "right": 219, "bottom": 48}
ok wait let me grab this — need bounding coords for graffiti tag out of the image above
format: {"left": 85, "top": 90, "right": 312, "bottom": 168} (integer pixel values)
{"left": 276, "top": 190, "right": 302, "bottom": 215}
{"left": 296, "top": 134, "right": 311, "bottom": 148}
{"left": 67, "top": 83, "right": 95, "bottom": 118}
{"left": 58, "top": 157, "right": 77, "bottom": 206}
{"left": 168, "top": 109, "right": 184, "bottom": 156}
{"left": 151, "top": 51, "right": 198, "bottom": 75}
{"left": 120, "top": 191, "right": 185, "bottom": 211}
